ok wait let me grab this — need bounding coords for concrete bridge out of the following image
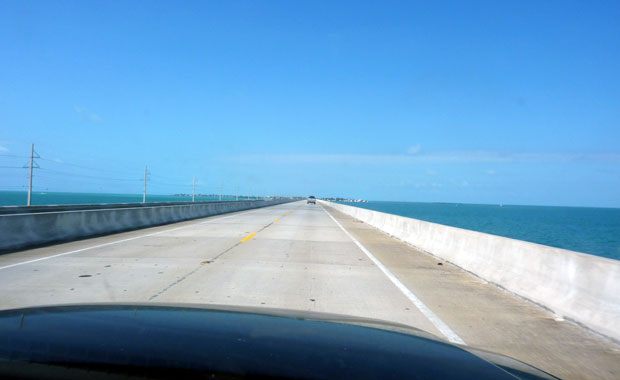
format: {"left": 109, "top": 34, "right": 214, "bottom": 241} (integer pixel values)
{"left": 0, "top": 201, "right": 618, "bottom": 380}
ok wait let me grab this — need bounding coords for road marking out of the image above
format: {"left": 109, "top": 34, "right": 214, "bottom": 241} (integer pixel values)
{"left": 149, "top": 205, "right": 294, "bottom": 301}
{"left": 274, "top": 218, "right": 280, "bottom": 222}
{"left": 0, "top": 209, "right": 263, "bottom": 271}
{"left": 320, "top": 205, "right": 466, "bottom": 345}
{"left": 240, "top": 233, "right": 256, "bottom": 242}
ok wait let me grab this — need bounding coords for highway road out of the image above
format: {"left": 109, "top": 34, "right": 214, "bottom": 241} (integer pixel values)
{"left": 1, "top": 201, "right": 618, "bottom": 380}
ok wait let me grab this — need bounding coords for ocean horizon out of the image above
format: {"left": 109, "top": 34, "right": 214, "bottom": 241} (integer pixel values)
{"left": 0, "top": 190, "right": 254, "bottom": 206}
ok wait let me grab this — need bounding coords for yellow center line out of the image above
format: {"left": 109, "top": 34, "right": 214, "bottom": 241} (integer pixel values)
{"left": 241, "top": 233, "right": 256, "bottom": 242}
{"left": 274, "top": 218, "right": 280, "bottom": 222}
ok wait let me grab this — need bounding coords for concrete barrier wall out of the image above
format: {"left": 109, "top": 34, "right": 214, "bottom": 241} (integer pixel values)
{"left": 1, "top": 200, "right": 292, "bottom": 252}
{"left": 321, "top": 200, "right": 620, "bottom": 342}
{"left": 0, "top": 200, "right": 270, "bottom": 215}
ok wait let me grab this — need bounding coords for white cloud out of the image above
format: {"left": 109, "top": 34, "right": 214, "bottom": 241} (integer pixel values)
{"left": 227, "top": 151, "right": 620, "bottom": 165}
{"left": 407, "top": 144, "right": 422, "bottom": 155}
{"left": 74, "top": 106, "right": 102, "bottom": 122}
{"left": 484, "top": 169, "right": 496, "bottom": 175}
{"left": 88, "top": 113, "right": 102, "bottom": 122}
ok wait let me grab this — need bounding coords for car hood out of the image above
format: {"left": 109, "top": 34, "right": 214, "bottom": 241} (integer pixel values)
{"left": 0, "top": 303, "right": 559, "bottom": 379}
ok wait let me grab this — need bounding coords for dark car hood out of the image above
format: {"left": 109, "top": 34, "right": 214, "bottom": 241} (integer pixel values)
{"left": 0, "top": 303, "right": 559, "bottom": 379}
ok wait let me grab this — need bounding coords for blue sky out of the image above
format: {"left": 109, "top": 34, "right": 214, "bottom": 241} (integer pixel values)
{"left": 1, "top": 1, "right": 619, "bottom": 207}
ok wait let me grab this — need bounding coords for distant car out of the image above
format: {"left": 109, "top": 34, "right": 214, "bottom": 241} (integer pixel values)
{"left": 307, "top": 196, "right": 316, "bottom": 204}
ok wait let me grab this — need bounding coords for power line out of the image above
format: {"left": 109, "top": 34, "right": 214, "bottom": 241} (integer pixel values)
{"left": 149, "top": 173, "right": 198, "bottom": 184}
{"left": 143, "top": 166, "right": 149, "bottom": 203}
{"left": 37, "top": 156, "right": 140, "bottom": 176}
{"left": 149, "top": 181, "right": 193, "bottom": 188}
{"left": 0, "top": 154, "right": 29, "bottom": 158}
{"left": 25, "top": 144, "right": 39, "bottom": 206}
{"left": 38, "top": 168, "right": 141, "bottom": 182}
{"left": 3, "top": 145, "right": 280, "bottom": 205}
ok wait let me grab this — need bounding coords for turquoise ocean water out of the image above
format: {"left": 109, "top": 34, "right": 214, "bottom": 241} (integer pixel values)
{"left": 0, "top": 191, "right": 253, "bottom": 206}
{"left": 337, "top": 201, "right": 620, "bottom": 261}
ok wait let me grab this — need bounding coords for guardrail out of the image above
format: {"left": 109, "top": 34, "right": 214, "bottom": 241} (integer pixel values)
{"left": 321, "top": 200, "right": 620, "bottom": 343}
{"left": 0, "top": 200, "right": 293, "bottom": 253}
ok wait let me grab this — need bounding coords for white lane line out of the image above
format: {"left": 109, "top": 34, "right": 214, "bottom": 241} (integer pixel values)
{"left": 320, "top": 205, "right": 466, "bottom": 345}
{"left": 0, "top": 208, "right": 266, "bottom": 271}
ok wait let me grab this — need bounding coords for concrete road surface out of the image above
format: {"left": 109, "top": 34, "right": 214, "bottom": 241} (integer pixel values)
{"left": 1, "top": 201, "right": 618, "bottom": 379}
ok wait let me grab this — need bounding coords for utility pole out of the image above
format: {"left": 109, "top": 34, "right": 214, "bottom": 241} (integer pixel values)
{"left": 27, "top": 144, "right": 34, "bottom": 206}
{"left": 219, "top": 182, "right": 222, "bottom": 201}
{"left": 143, "top": 165, "right": 147, "bottom": 203}
{"left": 192, "top": 176, "right": 196, "bottom": 202}
{"left": 236, "top": 185, "right": 238, "bottom": 201}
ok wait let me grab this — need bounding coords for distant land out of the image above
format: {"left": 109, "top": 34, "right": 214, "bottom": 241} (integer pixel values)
{"left": 322, "top": 197, "right": 368, "bottom": 203}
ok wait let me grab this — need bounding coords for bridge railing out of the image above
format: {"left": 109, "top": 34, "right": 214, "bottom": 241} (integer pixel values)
{"left": 321, "top": 200, "right": 620, "bottom": 344}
